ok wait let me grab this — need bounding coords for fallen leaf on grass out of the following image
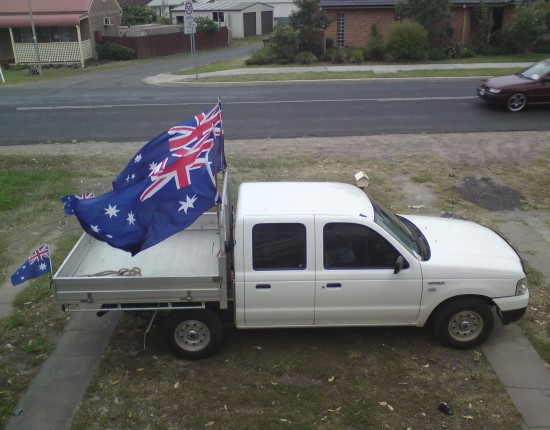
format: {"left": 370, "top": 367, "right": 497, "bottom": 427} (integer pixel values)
{"left": 137, "top": 368, "right": 145, "bottom": 372}
{"left": 205, "top": 421, "right": 215, "bottom": 427}
{"left": 379, "top": 402, "right": 394, "bottom": 411}
{"left": 328, "top": 376, "right": 335, "bottom": 382}
{"left": 253, "top": 346, "right": 262, "bottom": 350}
{"left": 461, "top": 415, "right": 474, "bottom": 420}
{"left": 174, "top": 381, "right": 180, "bottom": 389}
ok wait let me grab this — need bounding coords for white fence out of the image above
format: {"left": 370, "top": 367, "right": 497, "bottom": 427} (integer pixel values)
{"left": 14, "top": 40, "right": 93, "bottom": 65}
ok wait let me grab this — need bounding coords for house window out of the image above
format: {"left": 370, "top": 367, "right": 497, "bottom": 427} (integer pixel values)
{"left": 212, "top": 11, "right": 225, "bottom": 23}
{"left": 14, "top": 26, "right": 77, "bottom": 43}
{"left": 336, "top": 13, "right": 344, "bottom": 48}
{"left": 14, "top": 28, "right": 34, "bottom": 43}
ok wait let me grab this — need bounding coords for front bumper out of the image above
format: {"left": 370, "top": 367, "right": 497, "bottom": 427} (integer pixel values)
{"left": 477, "top": 86, "right": 507, "bottom": 104}
{"left": 493, "top": 290, "right": 529, "bottom": 325}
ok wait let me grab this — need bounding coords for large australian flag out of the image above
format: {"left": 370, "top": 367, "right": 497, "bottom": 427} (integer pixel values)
{"left": 62, "top": 102, "right": 225, "bottom": 256}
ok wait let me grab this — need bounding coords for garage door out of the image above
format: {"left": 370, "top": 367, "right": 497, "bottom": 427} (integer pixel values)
{"left": 243, "top": 12, "right": 256, "bottom": 37}
{"left": 261, "top": 11, "right": 273, "bottom": 34}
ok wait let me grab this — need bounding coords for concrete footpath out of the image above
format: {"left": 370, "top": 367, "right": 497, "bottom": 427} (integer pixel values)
{"left": 143, "top": 61, "right": 533, "bottom": 85}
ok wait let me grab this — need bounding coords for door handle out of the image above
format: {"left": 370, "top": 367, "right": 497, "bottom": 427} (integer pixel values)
{"left": 325, "top": 283, "right": 342, "bottom": 289}
{"left": 256, "top": 284, "right": 271, "bottom": 289}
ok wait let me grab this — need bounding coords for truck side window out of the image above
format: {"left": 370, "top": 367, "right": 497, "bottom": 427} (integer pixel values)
{"left": 324, "top": 223, "right": 402, "bottom": 269}
{"left": 252, "top": 223, "right": 307, "bottom": 270}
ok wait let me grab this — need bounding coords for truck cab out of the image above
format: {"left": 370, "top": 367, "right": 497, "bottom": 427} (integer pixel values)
{"left": 233, "top": 181, "right": 528, "bottom": 349}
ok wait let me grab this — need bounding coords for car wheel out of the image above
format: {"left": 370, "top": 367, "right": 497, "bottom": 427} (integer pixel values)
{"left": 506, "top": 93, "right": 527, "bottom": 112}
{"left": 165, "top": 309, "right": 223, "bottom": 359}
{"left": 432, "top": 298, "right": 494, "bottom": 349}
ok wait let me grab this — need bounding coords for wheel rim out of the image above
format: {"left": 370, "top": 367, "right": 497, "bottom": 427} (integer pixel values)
{"left": 174, "top": 319, "right": 211, "bottom": 352}
{"left": 507, "top": 94, "right": 526, "bottom": 112}
{"left": 448, "top": 310, "right": 484, "bottom": 342}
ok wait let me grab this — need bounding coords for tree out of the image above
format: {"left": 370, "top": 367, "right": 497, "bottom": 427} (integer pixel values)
{"left": 122, "top": 6, "right": 156, "bottom": 26}
{"left": 473, "top": 0, "right": 494, "bottom": 52}
{"left": 288, "top": 0, "right": 331, "bottom": 57}
{"left": 508, "top": 1, "right": 548, "bottom": 53}
{"left": 396, "top": 0, "right": 452, "bottom": 47}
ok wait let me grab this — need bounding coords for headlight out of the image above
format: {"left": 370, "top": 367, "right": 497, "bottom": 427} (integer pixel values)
{"left": 488, "top": 88, "right": 502, "bottom": 94}
{"left": 516, "top": 278, "right": 528, "bottom": 296}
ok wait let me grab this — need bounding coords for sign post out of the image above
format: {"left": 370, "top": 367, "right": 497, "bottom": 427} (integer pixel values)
{"left": 183, "top": 1, "right": 198, "bottom": 79}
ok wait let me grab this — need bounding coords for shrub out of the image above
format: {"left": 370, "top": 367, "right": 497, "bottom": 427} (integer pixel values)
{"left": 535, "top": 38, "right": 550, "bottom": 54}
{"left": 269, "top": 25, "right": 299, "bottom": 61}
{"left": 427, "top": 48, "right": 446, "bottom": 61}
{"left": 328, "top": 47, "right": 346, "bottom": 63}
{"left": 96, "top": 42, "right": 135, "bottom": 61}
{"left": 364, "top": 36, "right": 385, "bottom": 61}
{"left": 344, "top": 47, "right": 363, "bottom": 63}
{"left": 245, "top": 47, "right": 276, "bottom": 65}
{"left": 385, "top": 20, "right": 427, "bottom": 61}
{"left": 442, "top": 40, "right": 462, "bottom": 59}
{"left": 325, "top": 36, "right": 334, "bottom": 50}
{"left": 294, "top": 51, "right": 319, "bottom": 64}
{"left": 195, "top": 16, "right": 218, "bottom": 33}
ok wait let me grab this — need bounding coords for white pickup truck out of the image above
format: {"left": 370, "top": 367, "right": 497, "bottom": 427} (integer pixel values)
{"left": 53, "top": 172, "right": 529, "bottom": 359}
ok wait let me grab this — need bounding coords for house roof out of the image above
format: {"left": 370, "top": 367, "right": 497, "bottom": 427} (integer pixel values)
{"left": 0, "top": 0, "right": 93, "bottom": 27}
{"left": 319, "top": 0, "right": 516, "bottom": 7}
{"left": 174, "top": 1, "right": 272, "bottom": 12}
{"left": 147, "top": 0, "right": 186, "bottom": 7}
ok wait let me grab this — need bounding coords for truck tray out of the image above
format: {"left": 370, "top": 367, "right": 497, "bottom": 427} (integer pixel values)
{"left": 53, "top": 213, "right": 225, "bottom": 310}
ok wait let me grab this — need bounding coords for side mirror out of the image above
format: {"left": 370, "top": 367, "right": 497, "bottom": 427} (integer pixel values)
{"left": 394, "top": 255, "right": 404, "bottom": 274}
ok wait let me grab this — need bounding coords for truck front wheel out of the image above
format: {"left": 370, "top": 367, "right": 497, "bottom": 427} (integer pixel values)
{"left": 432, "top": 298, "right": 494, "bottom": 349}
{"left": 165, "top": 309, "right": 223, "bottom": 359}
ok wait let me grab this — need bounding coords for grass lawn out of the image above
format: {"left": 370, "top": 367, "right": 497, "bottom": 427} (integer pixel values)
{"left": 1, "top": 138, "right": 549, "bottom": 428}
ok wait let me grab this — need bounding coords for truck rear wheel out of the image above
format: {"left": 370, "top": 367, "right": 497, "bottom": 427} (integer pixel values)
{"left": 432, "top": 298, "right": 494, "bottom": 349}
{"left": 165, "top": 309, "right": 223, "bottom": 359}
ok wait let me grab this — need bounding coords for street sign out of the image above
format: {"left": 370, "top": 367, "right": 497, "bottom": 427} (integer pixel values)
{"left": 183, "top": 1, "right": 195, "bottom": 34}
{"left": 184, "top": 16, "right": 195, "bottom": 34}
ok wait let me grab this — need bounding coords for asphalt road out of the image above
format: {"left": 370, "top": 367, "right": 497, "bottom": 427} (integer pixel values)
{"left": 1, "top": 48, "right": 549, "bottom": 145}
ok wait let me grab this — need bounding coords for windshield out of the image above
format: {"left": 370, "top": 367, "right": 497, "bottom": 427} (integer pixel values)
{"left": 519, "top": 60, "right": 550, "bottom": 80}
{"left": 370, "top": 198, "right": 420, "bottom": 258}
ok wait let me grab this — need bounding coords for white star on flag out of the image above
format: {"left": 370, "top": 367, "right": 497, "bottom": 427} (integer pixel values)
{"left": 134, "top": 154, "right": 142, "bottom": 163}
{"left": 127, "top": 212, "right": 136, "bottom": 225}
{"left": 178, "top": 195, "right": 198, "bottom": 214}
{"left": 105, "top": 204, "right": 119, "bottom": 218}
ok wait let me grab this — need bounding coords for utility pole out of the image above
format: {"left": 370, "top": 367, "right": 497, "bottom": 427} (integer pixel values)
{"left": 26, "top": 0, "right": 42, "bottom": 75}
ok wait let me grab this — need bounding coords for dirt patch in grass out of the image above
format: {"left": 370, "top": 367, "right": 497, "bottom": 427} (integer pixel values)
{"left": 454, "top": 177, "right": 524, "bottom": 211}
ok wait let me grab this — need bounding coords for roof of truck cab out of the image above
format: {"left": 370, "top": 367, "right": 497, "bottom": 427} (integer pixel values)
{"left": 237, "top": 182, "right": 375, "bottom": 218}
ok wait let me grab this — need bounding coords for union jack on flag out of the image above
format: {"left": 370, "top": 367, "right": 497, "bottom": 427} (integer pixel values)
{"left": 11, "top": 244, "right": 52, "bottom": 287}
{"left": 62, "top": 101, "right": 225, "bottom": 256}
{"left": 76, "top": 192, "right": 95, "bottom": 200}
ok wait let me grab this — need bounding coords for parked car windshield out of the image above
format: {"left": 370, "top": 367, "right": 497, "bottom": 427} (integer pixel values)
{"left": 519, "top": 60, "right": 550, "bottom": 80}
{"left": 370, "top": 198, "right": 425, "bottom": 260}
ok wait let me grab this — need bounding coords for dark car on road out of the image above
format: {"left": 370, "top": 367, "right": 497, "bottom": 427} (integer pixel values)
{"left": 477, "top": 59, "right": 550, "bottom": 112}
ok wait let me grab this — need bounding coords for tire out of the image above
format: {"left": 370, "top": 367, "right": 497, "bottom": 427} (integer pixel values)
{"left": 165, "top": 309, "right": 223, "bottom": 359}
{"left": 432, "top": 298, "right": 494, "bottom": 349}
{"left": 506, "top": 93, "right": 527, "bottom": 112}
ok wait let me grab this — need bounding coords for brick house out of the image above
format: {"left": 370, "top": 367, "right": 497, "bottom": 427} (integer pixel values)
{"left": 319, "top": 0, "right": 517, "bottom": 48}
{"left": 0, "top": 0, "right": 122, "bottom": 67}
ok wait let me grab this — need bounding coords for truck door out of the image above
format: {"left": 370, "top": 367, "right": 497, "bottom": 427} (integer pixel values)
{"left": 314, "top": 218, "right": 423, "bottom": 325}
{"left": 243, "top": 217, "right": 315, "bottom": 326}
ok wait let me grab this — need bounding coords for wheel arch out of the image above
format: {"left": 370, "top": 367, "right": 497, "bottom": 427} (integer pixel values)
{"left": 424, "top": 294, "right": 495, "bottom": 327}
